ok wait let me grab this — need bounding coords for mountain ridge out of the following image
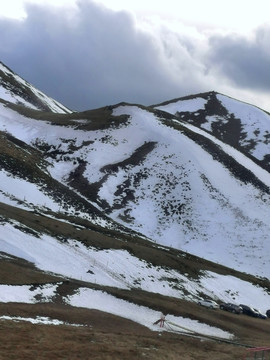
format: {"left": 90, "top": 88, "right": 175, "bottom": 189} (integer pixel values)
{"left": 154, "top": 91, "right": 270, "bottom": 172}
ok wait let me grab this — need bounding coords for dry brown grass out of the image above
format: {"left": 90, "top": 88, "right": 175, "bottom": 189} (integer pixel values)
{"left": 0, "top": 294, "right": 269, "bottom": 360}
{"left": 0, "top": 303, "right": 248, "bottom": 360}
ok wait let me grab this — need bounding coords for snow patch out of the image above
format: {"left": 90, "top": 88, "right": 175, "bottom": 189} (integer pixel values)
{"left": 67, "top": 287, "right": 233, "bottom": 339}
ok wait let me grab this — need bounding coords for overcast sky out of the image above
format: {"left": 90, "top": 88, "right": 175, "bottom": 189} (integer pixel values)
{"left": 0, "top": 0, "right": 270, "bottom": 112}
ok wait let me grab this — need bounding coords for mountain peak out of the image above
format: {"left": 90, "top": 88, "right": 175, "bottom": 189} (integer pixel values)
{"left": 0, "top": 61, "right": 71, "bottom": 113}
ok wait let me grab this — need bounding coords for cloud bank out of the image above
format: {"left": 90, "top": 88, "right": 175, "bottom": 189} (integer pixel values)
{"left": 208, "top": 26, "right": 270, "bottom": 91}
{"left": 0, "top": 0, "right": 270, "bottom": 111}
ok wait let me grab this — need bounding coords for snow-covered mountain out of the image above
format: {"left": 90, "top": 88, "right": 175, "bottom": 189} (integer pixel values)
{"left": 0, "top": 62, "right": 269, "bottom": 341}
{"left": 0, "top": 62, "right": 71, "bottom": 113}
{"left": 155, "top": 91, "right": 270, "bottom": 172}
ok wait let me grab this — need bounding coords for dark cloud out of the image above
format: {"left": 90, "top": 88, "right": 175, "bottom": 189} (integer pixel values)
{"left": 0, "top": 0, "right": 200, "bottom": 111}
{"left": 1, "top": 0, "right": 269, "bottom": 112}
{"left": 208, "top": 26, "right": 270, "bottom": 91}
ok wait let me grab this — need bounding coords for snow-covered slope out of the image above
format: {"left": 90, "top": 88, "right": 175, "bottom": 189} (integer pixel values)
{"left": 1, "top": 221, "right": 270, "bottom": 312}
{"left": 102, "top": 105, "right": 269, "bottom": 277}
{"left": 0, "top": 95, "right": 269, "bottom": 277}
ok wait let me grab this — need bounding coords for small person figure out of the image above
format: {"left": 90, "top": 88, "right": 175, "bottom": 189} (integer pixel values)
{"left": 153, "top": 313, "right": 166, "bottom": 327}
{"left": 160, "top": 313, "right": 166, "bottom": 327}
